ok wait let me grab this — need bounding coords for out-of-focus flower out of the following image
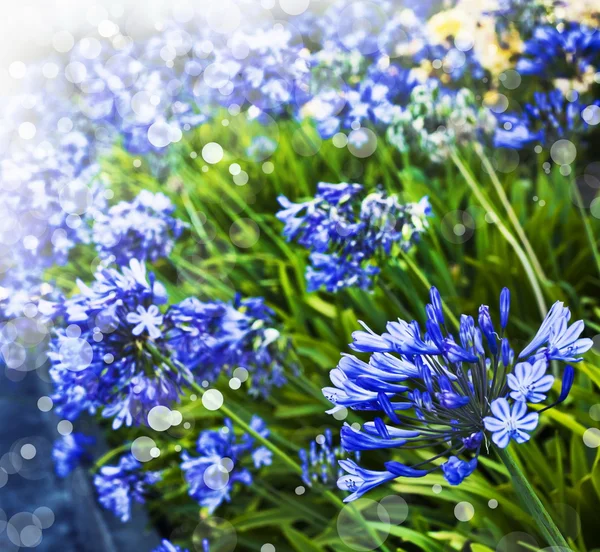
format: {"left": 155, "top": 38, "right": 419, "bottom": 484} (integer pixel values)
{"left": 52, "top": 433, "right": 95, "bottom": 478}
{"left": 516, "top": 23, "right": 600, "bottom": 89}
{"left": 165, "top": 295, "right": 289, "bottom": 397}
{"left": 94, "top": 454, "right": 161, "bottom": 522}
{"left": 93, "top": 191, "right": 186, "bottom": 265}
{"left": 181, "top": 417, "right": 271, "bottom": 513}
{"left": 388, "top": 81, "right": 496, "bottom": 162}
{"left": 299, "top": 428, "right": 359, "bottom": 488}
{"left": 495, "top": 89, "right": 598, "bottom": 148}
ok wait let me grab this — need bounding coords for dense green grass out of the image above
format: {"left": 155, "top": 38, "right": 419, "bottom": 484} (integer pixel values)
{"left": 56, "top": 112, "right": 600, "bottom": 551}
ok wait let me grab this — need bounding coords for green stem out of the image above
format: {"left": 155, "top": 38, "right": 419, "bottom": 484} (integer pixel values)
{"left": 474, "top": 144, "right": 549, "bottom": 285}
{"left": 451, "top": 151, "right": 548, "bottom": 319}
{"left": 496, "top": 447, "right": 570, "bottom": 549}
{"left": 92, "top": 443, "right": 130, "bottom": 473}
{"left": 570, "top": 178, "right": 600, "bottom": 279}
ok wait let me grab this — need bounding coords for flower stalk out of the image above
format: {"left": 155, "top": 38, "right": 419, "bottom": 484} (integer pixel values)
{"left": 496, "top": 446, "right": 570, "bottom": 549}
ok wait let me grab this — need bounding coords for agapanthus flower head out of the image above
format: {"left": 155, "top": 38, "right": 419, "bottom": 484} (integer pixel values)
{"left": 52, "top": 433, "right": 95, "bottom": 478}
{"left": 324, "top": 287, "right": 591, "bottom": 501}
{"left": 181, "top": 417, "right": 272, "bottom": 513}
{"left": 495, "top": 88, "right": 599, "bottom": 149}
{"left": 299, "top": 428, "right": 360, "bottom": 488}
{"left": 93, "top": 190, "right": 186, "bottom": 265}
{"left": 165, "top": 295, "right": 289, "bottom": 397}
{"left": 94, "top": 453, "right": 161, "bottom": 522}
{"left": 277, "top": 183, "right": 431, "bottom": 292}
{"left": 49, "top": 259, "right": 192, "bottom": 428}
{"left": 516, "top": 22, "right": 600, "bottom": 84}
{"left": 387, "top": 80, "right": 497, "bottom": 162}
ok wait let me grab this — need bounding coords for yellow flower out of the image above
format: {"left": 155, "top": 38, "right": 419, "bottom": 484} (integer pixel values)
{"left": 425, "top": 1, "right": 522, "bottom": 77}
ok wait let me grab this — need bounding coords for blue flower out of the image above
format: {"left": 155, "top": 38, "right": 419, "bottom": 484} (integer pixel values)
{"left": 126, "top": 305, "right": 163, "bottom": 339}
{"left": 507, "top": 360, "right": 554, "bottom": 403}
{"left": 181, "top": 417, "right": 271, "bottom": 513}
{"left": 324, "top": 287, "right": 589, "bottom": 499}
{"left": 93, "top": 191, "right": 186, "bottom": 265}
{"left": 94, "top": 454, "right": 161, "bottom": 522}
{"left": 277, "top": 183, "right": 431, "bottom": 292}
{"left": 336, "top": 460, "right": 399, "bottom": 503}
{"left": 516, "top": 23, "right": 600, "bottom": 79}
{"left": 165, "top": 295, "right": 289, "bottom": 397}
{"left": 495, "top": 89, "right": 599, "bottom": 149}
{"left": 49, "top": 259, "right": 192, "bottom": 428}
{"left": 441, "top": 456, "right": 478, "bottom": 486}
{"left": 519, "top": 300, "right": 593, "bottom": 362}
{"left": 52, "top": 433, "right": 95, "bottom": 478}
{"left": 483, "top": 399, "right": 540, "bottom": 448}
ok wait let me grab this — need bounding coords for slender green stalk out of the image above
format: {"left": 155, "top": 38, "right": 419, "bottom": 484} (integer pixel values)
{"left": 92, "top": 443, "right": 130, "bottom": 472}
{"left": 496, "top": 447, "right": 570, "bottom": 549}
{"left": 570, "top": 179, "right": 600, "bottom": 279}
{"left": 474, "top": 144, "right": 548, "bottom": 284}
{"left": 451, "top": 151, "right": 548, "bottom": 319}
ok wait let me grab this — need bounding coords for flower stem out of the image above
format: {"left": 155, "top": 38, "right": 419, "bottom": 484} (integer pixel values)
{"left": 496, "top": 446, "right": 570, "bottom": 549}
{"left": 451, "top": 151, "right": 548, "bottom": 319}
{"left": 92, "top": 444, "right": 130, "bottom": 473}
{"left": 474, "top": 144, "right": 548, "bottom": 285}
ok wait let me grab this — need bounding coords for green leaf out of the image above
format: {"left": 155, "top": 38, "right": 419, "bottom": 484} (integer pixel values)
{"left": 282, "top": 526, "right": 325, "bottom": 552}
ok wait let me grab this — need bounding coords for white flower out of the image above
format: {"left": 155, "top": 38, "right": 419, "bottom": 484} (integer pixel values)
{"left": 126, "top": 305, "right": 163, "bottom": 339}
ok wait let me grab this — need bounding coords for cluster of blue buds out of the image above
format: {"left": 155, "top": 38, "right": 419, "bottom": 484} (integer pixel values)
{"left": 93, "top": 190, "right": 186, "bottom": 265}
{"left": 299, "top": 428, "right": 359, "bottom": 488}
{"left": 181, "top": 417, "right": 272, "bottom": 513}
{"left": 323, "top": 287, "right": 592, "bottom": 501}
{"left": 277, "top": 183, "right": 431, "bottom": 292}
{"left": 94, "top": 454, "right": 161, "bottom": 522}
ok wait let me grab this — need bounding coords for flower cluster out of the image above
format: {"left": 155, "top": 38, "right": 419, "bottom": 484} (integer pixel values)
{"left": 49, "top": 259, "right": 190, "bottom": 428}
{"left": 323, "top": 287, "right": 592, "bottom": 501}
{"left": 181, "top": 417, "right": 271, "bottom": 513}
{"left": 93, "top": 191, "right": 186, "bottom": 265}
{"left": 52, "top": 433, "right": 95, "bottom": 478}
{"left": 49, "top": 260, "right": 289, "bottom": 427}
{"left": 517, "top": 23, "right": 600, "bottom": 87}
{"left": 495, "top": 89, "right": 599, "bottom": 149}
{"left": 94, "top": 454, "right": 161, "bottom": 522}
{"left": 387, "top": 81, "right": 497, "bottom": 163}
{"left": 277, "top": 183, "right": 431, "bottom": 292}
{"left": 299, "top": 429, "right": 359, "bottom": 488}
{"left": 165, "top": 295, "right": 289, "bottom": 397}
